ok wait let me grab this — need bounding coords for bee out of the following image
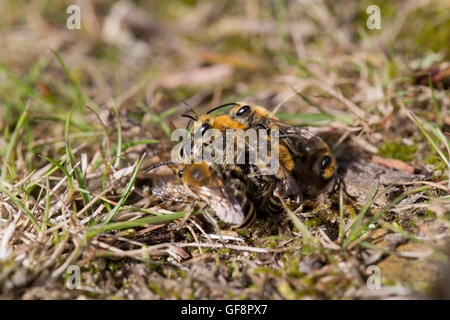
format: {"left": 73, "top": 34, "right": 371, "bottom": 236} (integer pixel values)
{"left": 224, "top": 102, "right": 337, "bottom": 199}
{"left": 196, "top": 114, "right": 248, "bottom": 131}
{"left": 145, "top": 160, "right": 256, "bottom": 229}
{"left": 200, "top": 102, "right": 302, "bottom": 201}
{"left": 281, "top": 130, "right": 336, "bottom": 198}
{"left": 180, "top": 102, "right": 292, "bottom": 213}
{"left": 180, "top": 100, "right": 245, "bottom": 133}
{"left": 179, "top": 101, "right": 246, "bottom": 166}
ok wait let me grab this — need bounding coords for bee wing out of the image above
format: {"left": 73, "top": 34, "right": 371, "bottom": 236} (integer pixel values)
{"left": 254, "top": 118, "right": 298, "bottom": 132}
{"left": 275, "top": 122, "right": 315, "bottom": 139}
{"left": 190, "top": 175, "right": 245, "bottom": 226}
{"left": 254, "top": 119, "right": 315, "bottom": 146}
{"left": 276, "top": 125, "right": 322, "bottom": 156}
{"left": 152, "top": 181, "right": 192, "bottom": 202}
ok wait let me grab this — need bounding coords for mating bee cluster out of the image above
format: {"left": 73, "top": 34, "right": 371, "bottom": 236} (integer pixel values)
{"left": 146, "top": 101, "right": 336, "bottom": 229}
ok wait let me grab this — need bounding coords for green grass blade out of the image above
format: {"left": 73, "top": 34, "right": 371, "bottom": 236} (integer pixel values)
{"left": 410, "top": 112, "right": 449, "bottom": 169}
{"left": 102, "top": 157, "right": 118, "bottom": 192}
{"left": 41, "top": 156, "right": 74, "bottom": 190}
{"left": 1, "top": 105, "right": 28, "bottom": 181}
{"left": 65, "top": 109, "right": 74, "bottom": 170}
{"left": 52, "top": 50, "right": 85, "bottom": 108}
{"left": 343, "top": 184, "right": 379, "bottom": 247}
{"left": 276, "top": 112, "right": 334, "bottom": 124}
{"left": 346, "top": 194, "right": 408, "bottom": 249}
{"left": 429, "top": 75, "right": 443, "bottom": 127}
{"left": 147, "top": 108, "right": 174, "bottom": 139}
{"left": 159, "top": 106, "right": 179, "bottom": 119}
{"left": 291, "top": 86, "right": 330, "bottom": 115}
{"left": 103, "top": 153, "right": 146, "bottom": 224}
{"left": 276, "top": 112, "right": 354, "bottom": 126}
{"left": 427, "top": 124, "right": 450, "bottom": 179}
{"left": 120, "top": 206, "right": 163, "bottom": 216}
{"left": 0, "top": 63, "right": 51, "bottom": 106}
{"left": 283, "top": 203, "right": 313, "bottom": 246}
{"left": 101, "top": 156, "right": 124, "bottom": 212}
{"left": 344, "top": 186, "right": 405, "bottom": 247}
{"left": 363, "top": 193, "right": 408, "bottom": 231}
{"left": 87, "top": 210, "right": 199, "bottom": 238}
{"left": 42, "top": 178, "right": 51, "bottom": 233}
{"left": 0, "top": 184, "right": 40, "bottom": 231}
{"left": 65, "top": 109, "right": 91, "bottom": 207}
{"left": 25, "top": 159, "right": 67, "bottom": 193}
{"left": 111, "top": 100, "right": 122, "bottom": 168}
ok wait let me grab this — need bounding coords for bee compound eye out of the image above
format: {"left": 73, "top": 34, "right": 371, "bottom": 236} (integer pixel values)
{"left": 236, "top": 105, "right": 250, "bottom": 116}
{"left": 200, "top": 123, "right": 210, "bottom": 135}
{"left": 189, "top": 167, "right": 204, "bottom": 181}
{"left": 320, "top": 156, "right": 332, "bottom": 171}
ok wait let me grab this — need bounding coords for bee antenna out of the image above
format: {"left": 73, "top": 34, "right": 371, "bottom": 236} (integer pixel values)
{"left": 185, "top": 119, "right": 192, "bottom": 131}
{"left": 181, "top": 113, "right": 198, "bottom": 122}
{"left": 144, "top": 161, "right": 176, "bottom": 173}
{"left": 206, "top": 102, "right": 239, "bottom": 115}
{"left": 179, "top": 99, "right": 198, "bottom": 120}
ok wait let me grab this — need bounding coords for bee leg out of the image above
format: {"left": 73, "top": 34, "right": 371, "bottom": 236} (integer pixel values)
{"left": 202, "top": 208, "right": 221, "bottom": 234}
{"left": 332, "top": 176, "right": 357, "bottom": 202}
{"left": 180, "top": 203, "right": 196, "bottom": 226}
{"left": 273, "top": 190, "right": 286, "bottom": 211}
{"left": 329, "top": 176, "right": 340, "bottom": 195}
{"left": 202, "top": 209, "right": 232, "bottom": 246}
{"left": 293, "top": 204, "right": 304, "bottom": 214}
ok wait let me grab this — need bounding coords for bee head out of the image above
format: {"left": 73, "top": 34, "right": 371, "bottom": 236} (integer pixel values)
{"left": 230, "top": 104, "right": 252, "bottom": 123}
{"left": 200, "top": 122, "right": 210, "bottom": 135}
{"left": 312, "top": 154, "right": 336, "bottom": 181}
{"left": 192, "top": 115, "right": 212, "bottom": 137}
{"left": 182, "top": 161, "right": 211, "bottom": 186}
{"left": 230, "top": 103, "right": 276, "bottom": 125}
{"left": 236, "top": 105, "right": 251, "bottom": 116}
